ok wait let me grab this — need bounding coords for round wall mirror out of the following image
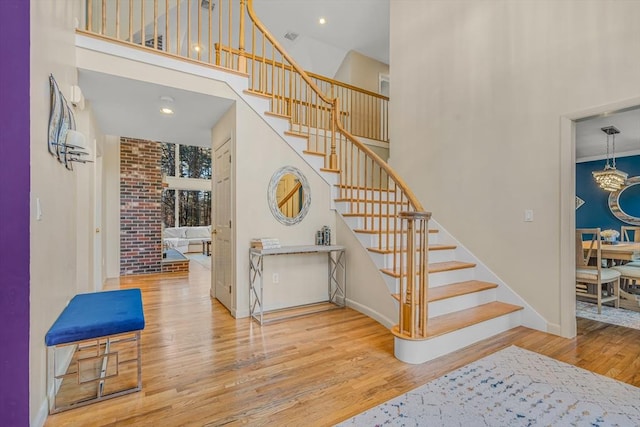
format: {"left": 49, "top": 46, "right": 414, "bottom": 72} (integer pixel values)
{"left": 608, "top": 176, "right": 640, "bottom": 226}
{"left": 267, "top": 166, "right": 311, "bottom": 225}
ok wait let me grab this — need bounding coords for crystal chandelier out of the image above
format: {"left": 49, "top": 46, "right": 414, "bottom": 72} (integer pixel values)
{"left": 592, "top": 125, "right": 628, "bottom": 192}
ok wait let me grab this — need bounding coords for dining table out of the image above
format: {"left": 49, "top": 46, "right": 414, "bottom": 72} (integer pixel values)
{"left": 582, "top": 241, "right": 640, "bottom": 263}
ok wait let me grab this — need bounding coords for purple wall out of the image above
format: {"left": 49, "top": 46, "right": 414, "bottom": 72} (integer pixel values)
{"left": 0, "top": 0, "right": 30, "bottom": 424}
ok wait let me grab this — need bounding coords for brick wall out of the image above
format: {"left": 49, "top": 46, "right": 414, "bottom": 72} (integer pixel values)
{"left": 120, "top": 138, "right": 162, "bottom": 275}
{"left": 161, "top": 260, "right": 190, "bottom": 273}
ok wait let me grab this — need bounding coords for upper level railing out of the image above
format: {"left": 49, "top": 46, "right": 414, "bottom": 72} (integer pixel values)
{"left": 84, "top": 0, "right": 388, "bottom": 143}
{"left": 82, "top": 0, "right": 430, "bottom": 339}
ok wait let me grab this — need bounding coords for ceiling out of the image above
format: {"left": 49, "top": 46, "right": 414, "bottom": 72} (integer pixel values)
{"left": 78, "top": 0, "right": 639, "bottom": 160}
{"left": 576, "top": 107, "right": 640, "bottom": 162}
{"left": 253, "top": 0, "right": 390, "bottom": 68}
{"left": 78, "top": 70, "right": 233, "bottom": 148}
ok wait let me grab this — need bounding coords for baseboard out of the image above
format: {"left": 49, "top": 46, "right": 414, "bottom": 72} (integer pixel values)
{"left": 546, "top": 322, "right": 562, "bottom": 336}
{"left": 32, "top": 398, "right": 48, "bottom": 427}
{"left": 346, "top": 298, "right": 395, "bottom": 329}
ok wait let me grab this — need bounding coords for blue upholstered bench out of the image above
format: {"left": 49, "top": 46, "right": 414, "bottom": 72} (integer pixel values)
{"left": 45, "top": 289, "right": 145, "bottom": 413}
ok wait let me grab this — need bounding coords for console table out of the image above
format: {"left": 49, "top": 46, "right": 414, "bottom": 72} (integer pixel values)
{"left": 249, "top": 245, "right": 346, "bottom": 325}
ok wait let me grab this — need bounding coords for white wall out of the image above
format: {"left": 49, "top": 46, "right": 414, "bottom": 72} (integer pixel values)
{"left": 232, "top": 102, "right": 337, "bottom": 318}
{"left": 29, "top": 0, "right": 84, "bottom": 424}
{"left": 334, "top": 50, "right": 389, "bottom": 94}
{"left": 389, "top": 0, "right": 640, "bottom": 336}
{"left": 103, "top": 135, "right": 121, "bottom": 278}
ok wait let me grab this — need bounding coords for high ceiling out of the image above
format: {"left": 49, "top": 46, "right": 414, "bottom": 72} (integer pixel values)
{"left": 78, "top": 0, "right": 639, "bottom": 159}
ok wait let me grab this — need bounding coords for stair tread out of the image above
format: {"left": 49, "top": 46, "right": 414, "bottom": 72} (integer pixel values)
{"left": 243, "top": 89, "right": 272, "bottom": 99}
{"left": 381, "top": 261, "right": 476, "bottom": 278}
{"left": 390, "top": 280, "right": 498, "bottom": 303}
{"left": 392, "top": 302, "right": 523, "bottom": 340}
{"left": 429, "top": 261, "right": 476, "bottom": 273}
{"left": 354, "top": 228, "right": 439, "bottom": 234}
{"left": 428, "top": 280, "right": 498, "bottom": 301}
{"left": 284, "top": 130, "right": 309, "bottom": 139}
{"left": 335, "top": 198, "right": 408, "bottom": 205}
{"left": 303, "top": 150, "right": 326, "bottom": 157}
{"left": 320, "top": 168, "right": 340, "bottom": 174}
{"left": 337, "top": 184, "right": 394, "bottom": 191}
{"left": 368, "top": 244, "right": 456, "bottom": 254}
{"left": 264, "top": 111, "right": 291, "bottom": 119}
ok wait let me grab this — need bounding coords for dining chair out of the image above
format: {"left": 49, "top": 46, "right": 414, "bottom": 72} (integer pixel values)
{"left": 613, "top": 226, "right": 640, "bottom": 293}
{"left": 621, "top": 226, "right": 640, "bottom": 243}
{"left": 576, "top": 228, "right": 620, "bottom": 314}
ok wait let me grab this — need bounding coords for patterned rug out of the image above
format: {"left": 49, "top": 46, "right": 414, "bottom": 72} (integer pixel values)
{"left": 336, "top": 346, "right": 640, "bottom": 426}
{"left": 576, "top": 301, "right": 640, "bottom": 330}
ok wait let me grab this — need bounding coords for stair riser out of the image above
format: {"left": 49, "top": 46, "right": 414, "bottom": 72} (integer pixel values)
{"left": 428, "top": 268, "right": 476, "bottom": 287}
{"left": 355, "top": 233, "right": 433, "bottom": 250}
{"left": 343, "top": 216, "right": 417, "bottom": 231}
{"left": 263, "top": 114, "right": 291, "bottom": 136}
{"left": 371, "top": 249, "right": 455, "bottom": 269}
{"left": 335, "top": 201, "right": 403, "bottom": 216}
{"left": 428, "top": 289, "right": 497, "bottom": 318}
{"left": 284, "top": 135, "right": 309, "bottom": 154}
{"left": 336, "top": 189, "right": 397, "bottom": 202}
{"left": 394, "top": 311, "right": 522, "bottom": 364}
{"left": 383, "top": 267, "right": 477, "bottom": 294}
{"left": 243, "top": 95, "right": 271, "bottom": 117}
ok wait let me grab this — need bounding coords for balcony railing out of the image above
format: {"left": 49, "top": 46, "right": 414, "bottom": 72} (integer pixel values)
{"left": 84, "top": 0, "right": 388, "bottom": 143}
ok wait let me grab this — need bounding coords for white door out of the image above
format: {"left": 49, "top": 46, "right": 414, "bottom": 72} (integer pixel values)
{"left": 213, "top": 138, "right": 233, "bottom": 311}
{"left": 94, "top": 153, "right": 104, "bottom": 291}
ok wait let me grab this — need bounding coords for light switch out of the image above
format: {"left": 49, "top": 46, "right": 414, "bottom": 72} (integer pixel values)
{"left": 524, "top": 209, "right": 534, "bottom": 222}
{"left": 36, "top": 198, "right": 43, "bottom": 221}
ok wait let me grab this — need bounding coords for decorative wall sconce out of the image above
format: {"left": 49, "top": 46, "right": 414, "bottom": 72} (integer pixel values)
{"left": 48, "top": 74, "right": 91, "bottom": 169}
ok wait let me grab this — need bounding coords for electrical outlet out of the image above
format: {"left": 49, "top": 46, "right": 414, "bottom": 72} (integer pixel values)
{"left": 272, "top": 273, "right": 279, "bottom": 284}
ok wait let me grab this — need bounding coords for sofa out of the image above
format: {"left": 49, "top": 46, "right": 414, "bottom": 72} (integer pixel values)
{"left": 163, "top": 225, "right": 211, "bottom": 253}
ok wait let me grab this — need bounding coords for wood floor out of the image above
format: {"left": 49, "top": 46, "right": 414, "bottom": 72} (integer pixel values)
{"left": 45, "top": 260, "right": 640, "bottom": 427}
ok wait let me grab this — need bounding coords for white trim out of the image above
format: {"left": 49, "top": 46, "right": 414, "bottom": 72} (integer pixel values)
{"left": 576, "top": 149, "right": 640, "bottom": 163}
{"left": 559, "top": 95, "right": 640, "bottom": 338}
{"left": 346, "top": 299, "right": 395, "bottom": 329}
{"left": 32, "top": 399, "right": 48, "bottom": 427}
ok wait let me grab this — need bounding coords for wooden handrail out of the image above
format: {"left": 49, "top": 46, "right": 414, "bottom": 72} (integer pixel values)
{"left": 278, "top": 181, "right": 302, "bottom": 209}
{"left": 245, "top": 0, "right": 332, "bottom": 106}
{"left": 220, "top": 43, "right": 388, "bottom": 100}
{"left": 333, "top": 99, "right": 424, "bottom": 212}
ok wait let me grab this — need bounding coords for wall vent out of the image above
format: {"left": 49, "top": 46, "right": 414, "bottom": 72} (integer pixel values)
{"left": 284, "top": 31, "right": 299, "bottom": 41}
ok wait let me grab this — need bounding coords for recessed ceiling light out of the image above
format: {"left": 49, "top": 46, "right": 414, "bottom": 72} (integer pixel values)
{"left": 319, "top": 17, "right": 326, "bottom": 25}
{"left": 159, "top": 96, "right": 174, "bottom": 115}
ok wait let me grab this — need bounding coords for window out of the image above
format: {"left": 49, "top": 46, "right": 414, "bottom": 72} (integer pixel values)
{"left": 161, "top": 143, "right": 212, "bottom": 227}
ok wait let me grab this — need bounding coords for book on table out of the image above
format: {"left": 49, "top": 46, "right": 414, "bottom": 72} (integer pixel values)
{"left": 250, "top": 237, "right": 281, "bottom": 250}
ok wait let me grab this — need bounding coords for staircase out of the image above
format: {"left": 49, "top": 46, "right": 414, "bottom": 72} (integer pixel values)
{"left": 82, "top": 0, "right": 528, "bottom": 364}
{"left": 237, "top": 0, "right": 524, "bottom": 363}
{"left": 239, "top": 91, "right": 524, "bottom": 362}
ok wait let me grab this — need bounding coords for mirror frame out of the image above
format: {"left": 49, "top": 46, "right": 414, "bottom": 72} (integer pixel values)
{"left": 267, "top": 166, "right": 311, "bottom": 226}
{"left": 608, "top": 176, "right": 640, "bottom": 226}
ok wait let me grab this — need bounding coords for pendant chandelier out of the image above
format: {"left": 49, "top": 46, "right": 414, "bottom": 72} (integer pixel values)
{"left": 592, "top": 125, "right": 628, "bottom": 192}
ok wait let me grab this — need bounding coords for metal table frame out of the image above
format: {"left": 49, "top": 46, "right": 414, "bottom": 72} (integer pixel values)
{"left": 249, "top": 245, "right": 346, "bottom": 325}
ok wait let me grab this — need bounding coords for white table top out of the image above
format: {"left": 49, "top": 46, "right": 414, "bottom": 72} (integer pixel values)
{"left": 250, "top": 245, "right": 345, "bottom": 255}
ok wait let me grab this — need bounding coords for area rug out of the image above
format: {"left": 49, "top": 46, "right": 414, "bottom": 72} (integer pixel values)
{"left": 576, "top": 300, "right": 640, "bottom": 331}
{"left": 336, "top": 346, "right": 640, "bottom": 426}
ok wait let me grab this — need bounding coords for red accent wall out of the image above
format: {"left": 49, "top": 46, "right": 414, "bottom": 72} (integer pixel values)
{"left": 120, "top": 138, "right": 163, "bottom": 275}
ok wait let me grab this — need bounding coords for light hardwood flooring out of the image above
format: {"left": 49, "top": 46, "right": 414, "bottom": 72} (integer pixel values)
{"left": 45, "top": 260, "right": 640, "bottom": 426}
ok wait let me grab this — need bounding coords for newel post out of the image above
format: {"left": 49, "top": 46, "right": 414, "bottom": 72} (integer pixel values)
{"left": 398, "top": 211, "right": 431, "bottom": 338}
{"left": 238, "top": 0, "right": 247, "bottom": 73}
